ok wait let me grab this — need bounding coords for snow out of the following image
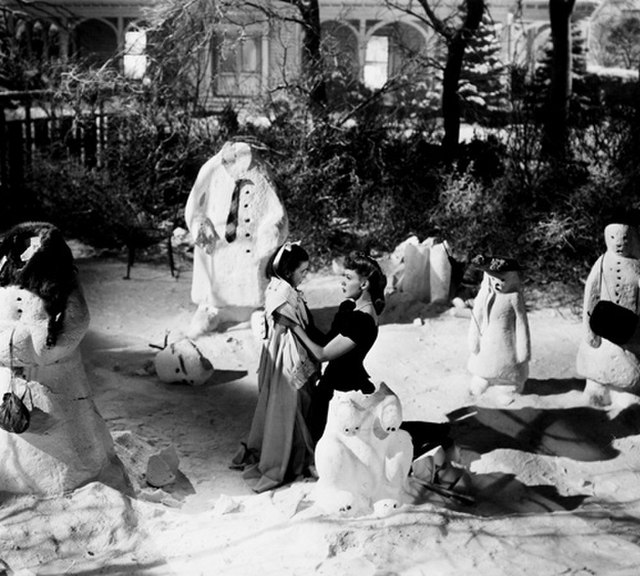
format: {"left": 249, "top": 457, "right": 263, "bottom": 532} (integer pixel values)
{"left": 2, "top": 256, "right": 640, "bottom": 575}
{"left": 587, "top": 64, "right": 640, "bottom": 80}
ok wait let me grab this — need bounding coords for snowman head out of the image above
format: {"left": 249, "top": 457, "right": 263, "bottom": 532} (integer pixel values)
{"left": 472, "top": 255, "right": 522, "bottom": 294}
{"left": 485, "top": 269, "right": 522, "bottom": 294}
{"left": 604, "top": 223, "right": 640, "bottom": 259}
{"left": 154, "top": 338, "right": 214, "bottom": 386}
{"left": 329, "top": 392, "right": 366, "bottom": 437}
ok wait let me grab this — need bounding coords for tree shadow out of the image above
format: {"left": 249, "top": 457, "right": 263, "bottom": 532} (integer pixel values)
{"left": 521, "top": 378, "right": 586, "bottom": 396}
{"left": 206, "top": 369, "right": 249, "bottom": 386}
{"left": 467, "top": 472, "right": 587, "bottom": 517}
{"left": 378, "top": 295, "right": 450, "bottom": 326}
{"left": 402, "top": 418, "right": 590, "bottom": 517}
{"left": 401, "top": 420, "right": 453, "bottom": 459}
{"left": 449, "top": 404, "right": 640, "bottom": 464}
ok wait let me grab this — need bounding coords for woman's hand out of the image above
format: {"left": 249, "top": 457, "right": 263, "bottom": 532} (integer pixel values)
{"left": 272, "top": 311, "right": 296, "bottom": 329}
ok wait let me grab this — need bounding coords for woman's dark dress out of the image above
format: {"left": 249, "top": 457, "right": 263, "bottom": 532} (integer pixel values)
{"left": 309, "top": 299, "right": 379, "bottom": 442}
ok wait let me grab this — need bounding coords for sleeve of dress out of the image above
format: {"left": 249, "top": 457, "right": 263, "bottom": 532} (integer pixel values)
{"left": 271, "top": 300, "right": 301, "bottom": 327}
{"left": 337, "top": 311, "right": 369, "bottom": 344}
{"left": 304, "top": 306, "right": 328, "bottom": 345}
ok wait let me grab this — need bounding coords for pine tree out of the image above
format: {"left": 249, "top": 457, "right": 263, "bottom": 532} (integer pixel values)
{"left": 459, "top": 11, "right": 509, "bottom": 124}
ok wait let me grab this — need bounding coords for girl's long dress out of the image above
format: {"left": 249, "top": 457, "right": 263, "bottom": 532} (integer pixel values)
{"left": 233, "top": 278, "right": 318, "bottom": 493}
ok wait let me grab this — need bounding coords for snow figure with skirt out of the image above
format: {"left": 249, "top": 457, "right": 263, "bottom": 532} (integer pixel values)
{"left": 0, "top": 222, "right": 128, "bottom": 495}
{"left": 184, "top": 141, "right": 289, "bottom": 337}
{"left": 467, "top": 255, "right": 531, "bottom": 400}
{"left": 577, "top": 209, "right": 640, "bottom": 407}
{"left": 312, "top": 382, "right": 414, "bottom": 516}
{"left": 231, "top": 243, "right": 321, "bottom": 492}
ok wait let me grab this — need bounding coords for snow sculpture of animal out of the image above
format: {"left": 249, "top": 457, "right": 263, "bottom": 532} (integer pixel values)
{"left": 313, "top": 382, "right": 413, "bottom": 515}
{"left": 467, "top": 255, "right": 531, "bottom": 396}
{"left": 0, "top": 222, "right": 128, "bottom": 495}
{"left": 576, "top": 211, "right": 640, "bottom": 405}
{"left": 154, "top": 337, "right": 214, "bottom": 386}
{"left": 184, "top": 141, "right": 289, "bottom": 336}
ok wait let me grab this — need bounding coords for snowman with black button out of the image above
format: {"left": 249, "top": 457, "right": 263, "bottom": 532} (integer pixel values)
{"left": 577, "top": 209, "right": 640, "bottom": 408}
{"left": 0, "top": 222, "right": 128, "bottom": 495}
{"left": 184, "top": 141, "right": 289, "bottom": 337}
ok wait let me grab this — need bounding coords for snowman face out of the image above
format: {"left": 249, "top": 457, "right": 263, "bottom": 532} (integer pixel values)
{"left": 485, "top": 270, "right": 521, "bottom": 294}
{"left": 154, "top": 339, "right": 214, "bottom": 386}
{"left": 331, "top": 394, "right": 365, "bottom": 436}
{"left": 604, "top": 223, "right": 640, "bottom": 258}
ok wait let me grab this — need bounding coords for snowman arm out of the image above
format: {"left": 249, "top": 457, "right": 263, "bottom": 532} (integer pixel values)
{"left": 255, "top": 197, "right": 288, "bottom": 259}
{"left": 514, "top": 293, "right": 531, "bottom": 363}
{"left": 468, "top": 309, "right": 481, "bottom": 353}
{"left": 468, "top": 284, "right": 487, "bottom": 354}
{"left": 0, "top": 324, "right": 37, "bottom": 367}
{"left": 184, "top": 157, "right": 217, "bottom": 235}
{"left": 29, "top": 289, "right": 90, "bottom": 365}
{"left": 583, "top": 259, "right": 602, "bottom": 347}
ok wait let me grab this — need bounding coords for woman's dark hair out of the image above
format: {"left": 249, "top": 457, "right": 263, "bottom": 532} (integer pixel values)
{"left": 266, "top": 242, "right": 309, "bottom": 285}
{"left": 344, "top": 251, "right": 387, "bottom": 314}
{"left": 0, "top": 221, "right": 77, "bottom": 346}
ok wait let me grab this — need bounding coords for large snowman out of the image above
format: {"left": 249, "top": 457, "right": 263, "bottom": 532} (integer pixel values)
{"left": 0, "top": 222, "right": 128, "bottom": 495}
{"left": 184, "top": 141, "right": 289, "bottom": 336}
{"left": 467, "top": 255, "right": 531, "bottom": 398}
{"left": 577, "top": 210, "right": 640, "bottom": 406}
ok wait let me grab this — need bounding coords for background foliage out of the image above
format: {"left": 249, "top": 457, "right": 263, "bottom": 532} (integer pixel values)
{"left": 2, "top": 2, "right": 640, "bottom": 291}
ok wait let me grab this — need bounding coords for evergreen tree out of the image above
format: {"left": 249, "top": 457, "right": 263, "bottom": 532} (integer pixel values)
{"left": 459, "top": 11, "right": 509, "bottom": 124}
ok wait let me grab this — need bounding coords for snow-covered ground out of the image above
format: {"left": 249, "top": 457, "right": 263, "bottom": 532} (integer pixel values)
{"left": 2, "top": 256, "right": 640, "bottom": 575}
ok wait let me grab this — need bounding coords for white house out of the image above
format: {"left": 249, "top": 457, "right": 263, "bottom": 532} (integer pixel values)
{"left": 3, "top": 0, "right": 622, "bottom": 108}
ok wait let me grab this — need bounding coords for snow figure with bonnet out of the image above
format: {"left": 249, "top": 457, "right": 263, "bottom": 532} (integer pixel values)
{"left": 0, "top": 222, "right": 128, "bottom": 495}
{"left": 577, "top": 208, "right": 640, "bottom": 408}
{"left": 467, "top": 255, "right": 531, "bottom": 400}
{"left": 184, "top": 141, "right": 288, "bottom": 336}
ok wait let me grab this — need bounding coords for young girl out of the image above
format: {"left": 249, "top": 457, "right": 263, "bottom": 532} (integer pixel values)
{"left": 291, "top": 251, "right": 387, "bottom": 442}
{"left": 231, "top": 242, "right": 321, "bottom": 492}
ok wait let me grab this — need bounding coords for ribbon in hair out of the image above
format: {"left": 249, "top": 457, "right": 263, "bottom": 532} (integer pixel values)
{"left": 273, "top": 241, "right": 301, "bottom": 278}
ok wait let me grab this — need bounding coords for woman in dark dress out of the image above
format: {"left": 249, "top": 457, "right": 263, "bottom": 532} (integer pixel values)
{"left": 290, "top": 251, "right": 387, "bottom": 442}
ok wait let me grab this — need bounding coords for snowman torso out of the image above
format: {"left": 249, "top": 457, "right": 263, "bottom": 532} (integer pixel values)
{"left": 185, "top": 142, "right": 289, "bottom": 309}
{"left": 468, "top": 273, "right": 530, "bottom": 385}
{"left": 577, "top": 252, "right": 640, "bottom": 390}
{"left": 0, "top": 285, "right": 125, "bottom": 495}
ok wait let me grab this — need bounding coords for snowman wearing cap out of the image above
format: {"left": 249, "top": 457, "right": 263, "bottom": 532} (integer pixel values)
{"left": 467, "top": 255, "right": 531, "bottom": 400}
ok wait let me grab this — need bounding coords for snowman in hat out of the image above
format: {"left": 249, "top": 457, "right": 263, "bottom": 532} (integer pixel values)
{"left": 467, "top": 255, "right": 531, "bottom": 402}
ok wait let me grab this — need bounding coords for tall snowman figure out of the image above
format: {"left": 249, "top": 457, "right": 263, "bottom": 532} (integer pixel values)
{"left": 467, "top": 255, "right": 531, "bottom": 399}
{"left": 185, "top": 141, "right": 289, "bottom": 337}
{"left": 577, "top": 210, "right": 640, "bottom": 407}
{"left": 0, "top": 222, "right": 128, "bottom": 495}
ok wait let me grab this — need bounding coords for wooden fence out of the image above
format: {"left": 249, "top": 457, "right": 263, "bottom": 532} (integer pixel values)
{"left": 0, "top": 91, "right": 109, "bottom": 195}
